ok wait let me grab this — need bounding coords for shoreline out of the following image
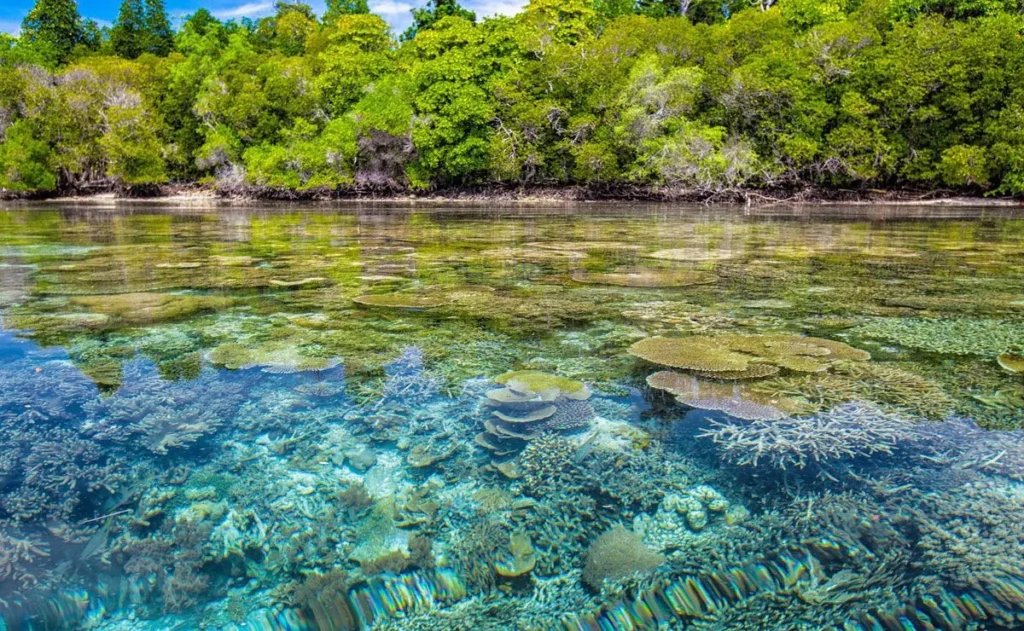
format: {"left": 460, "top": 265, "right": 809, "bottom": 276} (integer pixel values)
{"left": 1, "top": 184, "right": 1021, "bottom": 207}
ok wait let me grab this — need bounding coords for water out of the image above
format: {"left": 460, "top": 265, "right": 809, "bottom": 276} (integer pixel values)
{"left": 0, "top": 203, "right": 1023, "bottom": 630}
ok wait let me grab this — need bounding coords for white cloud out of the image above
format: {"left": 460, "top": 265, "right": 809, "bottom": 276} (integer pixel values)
{"left": 211, "top": 2, "right": 276, "bottom": 20}
{"left": 370, "top": 0, "right": 415, "bottom": 16}
{"left": 468, "top": 0, "right": 527, "bottom": 17}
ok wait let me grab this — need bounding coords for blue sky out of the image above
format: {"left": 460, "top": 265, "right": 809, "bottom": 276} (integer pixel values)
{"left": 0, "top": 0, "right": 528, "bottom": 38}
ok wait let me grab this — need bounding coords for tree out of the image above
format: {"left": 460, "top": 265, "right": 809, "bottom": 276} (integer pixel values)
{"left": 144, "top": 0, "right": 175, "bottom": 56}
{"left": 0, "top": 121, "right": 56, "bottom": 192}
{"left": 112, "top": 0, "right": 147, "bottom": 59}
{"left": 324, "top": 0, "right": 370, "bottom": 22}
{"left": 20, "top": 0, "right": 85, "bottom": 65}
{"left": 112, "top": 0, "right": 174, "bottom": 59}
{"left": 256, "top": 2, "right": 319, "bottom": 55}
{"left": 401, "top": 0, "right": 476, "bottom": 41}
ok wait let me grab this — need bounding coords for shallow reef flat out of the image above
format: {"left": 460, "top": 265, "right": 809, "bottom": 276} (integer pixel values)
{"left": 0, "top": 205, "right": 1023, "bottom": 630}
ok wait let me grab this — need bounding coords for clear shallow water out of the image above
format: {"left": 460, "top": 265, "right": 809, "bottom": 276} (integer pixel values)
{"left": 0, "top": 203, "right": 1023, "bottom": 630}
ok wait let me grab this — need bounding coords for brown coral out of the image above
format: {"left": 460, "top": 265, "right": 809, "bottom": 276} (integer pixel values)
{"left": 352, "top": 293, "right": 447, "bottom": 309}
{"left": 571, "top": 270, "right": 718, "bottom": 288}
{"left": 629, "top": 334, "right": 870, "bottom": 376}
{"left": 647, "top": 371, "right": 803, "bottom": 421}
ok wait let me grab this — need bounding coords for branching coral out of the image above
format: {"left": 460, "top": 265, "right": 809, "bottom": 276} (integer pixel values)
{"left": 697, "top": 402, "right": 918, "bottom": 469}
{"left": 0, "top": 527, "right": 51, "bottom": 592}
{"left": 83, "top": 361, "right": 244, "bottom": 453}
{"left": 854, "top": 317, "right": 1024, "bottom": 356}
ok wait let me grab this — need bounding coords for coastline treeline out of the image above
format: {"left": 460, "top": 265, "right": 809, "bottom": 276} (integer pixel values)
{"left": 1, "top": 0, "right": 1023, "bottom": 198}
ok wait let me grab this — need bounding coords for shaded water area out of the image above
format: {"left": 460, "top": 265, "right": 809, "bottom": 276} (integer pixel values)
{"left": 1, "top": 202, "right": 1023, "bottom": 630}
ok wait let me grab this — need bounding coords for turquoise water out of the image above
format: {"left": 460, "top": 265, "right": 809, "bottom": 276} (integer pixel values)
{"left": 0, "top": 204, "right": 1023, "bottom": 630}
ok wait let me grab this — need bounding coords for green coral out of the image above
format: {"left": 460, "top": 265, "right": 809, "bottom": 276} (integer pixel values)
{"left": 854, "top": 318, "right": 1024, "bottom": 356}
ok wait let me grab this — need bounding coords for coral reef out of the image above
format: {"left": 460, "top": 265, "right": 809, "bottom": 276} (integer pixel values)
{"left": 647, "top": 371, "right": 806, "bottom": 420}
{"left": 476, "top": 370, "right": 594, "bottom": 454}
{"left": 69, "top": 293, "right": 233, "bottom": 327}
{"left": 630, "top": 334, "right": 869, "bottom": 376}
{"left": 854, "top": 317, "right": 1024, "bottom": 356}
{"left": 582, "top": 526, "right": 665, "bottom": 591}
{"left": 697, "top": 402, "right": 918, "bottom": 469}
{"left": 3, "top": 210, "right": 1024, "bottom": 630}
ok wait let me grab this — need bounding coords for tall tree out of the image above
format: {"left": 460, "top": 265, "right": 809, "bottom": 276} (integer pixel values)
{"left": 401, "top": 0, "right": 476, "bottom": 41}
{"left": 111, "top": 0, "right": 147, "bottom": 59}
{"left": 20, "top": 0, "right": 84, "bottom": 65}
{"left": 112, "top": 0, "right": 175, "bottom": 58}
{"left": 144, "top": 0, "right": 175, "bottom": 56}
{"left": 324, "top": 0, "right": 370, "bottom": 22}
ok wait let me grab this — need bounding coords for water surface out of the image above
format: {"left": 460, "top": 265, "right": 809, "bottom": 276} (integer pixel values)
{"left": 1, "top": 203, "right": 1023, "bottom": 630}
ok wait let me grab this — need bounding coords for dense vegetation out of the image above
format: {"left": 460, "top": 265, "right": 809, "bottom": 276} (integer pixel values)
{"left": 1, "top": 0, "right": 1023, "bottom": 197}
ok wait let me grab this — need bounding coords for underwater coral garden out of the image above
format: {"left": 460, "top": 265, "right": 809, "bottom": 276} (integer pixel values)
{"left": 0, "top": 205, "right": 1023, "bottom": 630}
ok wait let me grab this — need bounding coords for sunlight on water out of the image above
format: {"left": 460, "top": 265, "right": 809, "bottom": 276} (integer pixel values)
{"left": 0, "top": 203, "right": 1023, "bottom": 630}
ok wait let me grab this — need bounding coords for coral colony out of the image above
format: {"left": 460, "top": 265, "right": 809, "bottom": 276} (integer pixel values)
{"left": 1, "top": 208, "right": 1024, "bottom": 630}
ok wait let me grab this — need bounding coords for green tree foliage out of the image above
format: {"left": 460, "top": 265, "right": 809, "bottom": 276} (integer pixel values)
{"left": 112, "top": 0, "right": 148, "bottom": 59}
{"left": 3, "top": 0, "right": 1024, "bottom": 195}
{"left": 144, "top": 0, "right": 175, "bottom": 56}
{"left": 402, "top": 0, "right": 477, "bottom": 41}
{"left": 256, "top": 2, "right": 319, "bottom": 55}
{"left": 20, "top": 0, "right": 85, "bottom": 65}
{"left": 324, "top": 0, "right": 371, "bottom": 22}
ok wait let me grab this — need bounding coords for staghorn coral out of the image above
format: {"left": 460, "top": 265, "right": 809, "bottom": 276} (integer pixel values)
{"left": 277, "top": 569, "right": 356, "bottom": 630}
{"left": 83, "top": 361, "right": 244, "bottom": 453}
{"left": 909, "top": 474, "right": 1024, "bottom": 596}
{"left": 915, "top": 416, "right": 1024, "bottom": 482}
{"left": 751, "top": 361, "right": 955, "bottom": 421}
{"left": 582, "top": 526, "right": 664, "bottom": 591}
{"left": 854, "top": 317, "right": 1024, "bottom": 356}
{"left": 0, "top": 526, "right": 51, "bottom": 594}
{"left": 698, "top": 402, "right": 919, "bottom": 469}
{"left": 448, "top": 518, "right": 511, "bottom": 591}
{"left": 0, "top": 425, "right": 128, "bottom": 523}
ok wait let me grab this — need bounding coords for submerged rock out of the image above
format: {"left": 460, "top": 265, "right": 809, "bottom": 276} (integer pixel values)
{"left": 345, "top": 446, "right": 378, "bottom": 472}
